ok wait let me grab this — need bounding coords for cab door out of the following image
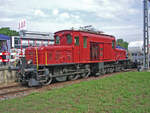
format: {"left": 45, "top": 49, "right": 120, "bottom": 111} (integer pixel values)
{"left": 90, "top": 42, "right": 100, "bottom": 61}
{"left": 74, "top": 34, "right": 80, "bottom": 62}
{"left": 99, "top": 43, "right": 104, "bottom": 60}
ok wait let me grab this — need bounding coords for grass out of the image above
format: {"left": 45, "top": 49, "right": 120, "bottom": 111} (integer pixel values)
{"left": 0, "top": 72, "right": 150, "bottom": 113}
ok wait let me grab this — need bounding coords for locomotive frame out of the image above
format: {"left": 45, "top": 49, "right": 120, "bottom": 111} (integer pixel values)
{"left": 18, "top": 30, "right": 129, "bottom": 86}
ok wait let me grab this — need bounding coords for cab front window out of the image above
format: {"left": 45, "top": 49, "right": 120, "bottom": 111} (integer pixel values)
{"left": 55, "top": 36, "right": 60, "bottom": 44}
{"left": 66, "top": 34, "right": 72, "bottom": 44}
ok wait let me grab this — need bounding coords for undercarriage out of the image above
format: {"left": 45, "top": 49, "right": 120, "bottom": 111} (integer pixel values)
{"left": 17, "top": 58, "right": 129, "bottom": 87}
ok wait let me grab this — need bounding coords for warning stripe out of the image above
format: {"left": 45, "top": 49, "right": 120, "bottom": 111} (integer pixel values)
{"left": 0, "top": 59, "right": 16, "bottom": 63}
{"left": 0, "top": 52, "right": 10, "bottom": 56}
{"left": 0, "top": 52, "right": 23, "bottom": 63}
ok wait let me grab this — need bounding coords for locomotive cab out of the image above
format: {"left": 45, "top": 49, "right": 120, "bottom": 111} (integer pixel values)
{"left": 55, "top": 33, "right": 73, "bottom": 45}
{"left": 54, "top": 31, "right": 82, "bottom": 48}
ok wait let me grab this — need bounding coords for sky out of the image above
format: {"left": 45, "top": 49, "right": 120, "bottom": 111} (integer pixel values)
{"left": 0, "top": 0, "right": 144, "bottom": 42}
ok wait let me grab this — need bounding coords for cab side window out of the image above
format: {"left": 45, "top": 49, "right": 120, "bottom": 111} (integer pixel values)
{"left": 83, "top": 37, "right": 87, "bottom": 48}
{"left": 112, "top": 40, "right": 115, "bottom": 49}
{"left": 75, "top": 36, "right": 79, "bottom": 46}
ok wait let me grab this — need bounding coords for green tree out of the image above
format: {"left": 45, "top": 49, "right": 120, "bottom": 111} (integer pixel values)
{"left": 117, "top": 39, "right": 128, "bottom": 50}
{"left": 0, "top": 27, "right": 19, "bottom": 36}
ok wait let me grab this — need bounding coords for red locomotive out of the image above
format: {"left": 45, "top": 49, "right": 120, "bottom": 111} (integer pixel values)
{"left": 18, "top": 29, "right": 128, "bottom": 86}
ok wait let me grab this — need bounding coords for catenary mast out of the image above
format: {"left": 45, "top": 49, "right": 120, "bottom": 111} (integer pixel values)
{"left": 143, "top": 0, "right": 149, "bottom": 69}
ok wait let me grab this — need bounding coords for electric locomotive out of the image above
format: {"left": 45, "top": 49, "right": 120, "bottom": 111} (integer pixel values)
{"left": 18, "top": 29, "right": 128, "bottom": 86}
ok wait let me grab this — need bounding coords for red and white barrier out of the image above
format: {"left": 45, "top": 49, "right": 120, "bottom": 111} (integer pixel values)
{"left": 0, "top": 52, "right": 10, "bottom": 56}
{"left": 0, "top": 51, "right": 20, "bottom": 63}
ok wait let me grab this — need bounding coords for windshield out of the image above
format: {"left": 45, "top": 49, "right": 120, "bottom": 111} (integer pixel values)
{"left": 55, "top": 36, "right": 60, "bottom": 44}
{"left": 55, "top": 34, "right": 72, "bottom": 45}
{"left": 66, "top": 34, "right": 72, "bottom": 44}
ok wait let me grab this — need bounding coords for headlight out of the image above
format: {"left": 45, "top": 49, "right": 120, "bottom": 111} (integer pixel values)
{"left": 27, "top": 60, "right": 32, "bottom": 64}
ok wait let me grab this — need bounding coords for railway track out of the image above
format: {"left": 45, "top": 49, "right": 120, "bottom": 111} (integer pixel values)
{"left": 0, "top": 88, "right": 32, "bottom": 96}
{"left": 0, "top": 69, "right": 135, "bottom": 101}
{"left": 0, "top": 84, "right": 20, "bottom": 90}
{"left": 0, "top": 85, "right": 38, "bottom": 100}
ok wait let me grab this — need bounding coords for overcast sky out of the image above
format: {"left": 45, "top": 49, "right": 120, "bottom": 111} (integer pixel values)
{"left": 0, "top": 0, "right": 143, "bottom": 42}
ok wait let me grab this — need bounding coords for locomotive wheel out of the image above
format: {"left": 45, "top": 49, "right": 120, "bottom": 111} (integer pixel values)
{"left": 81, "top": 65, "right": 91, "bottom": 78}
{"left": 106, "top": 68, "right": 111, "bottom": 73}
{"left": 17, "top": 72, "right": 28, "bottom": 85}
{"left": 68, "top": 74, "right": 79, "bottom": 81}
{"left": 109, "top": 68, "right": 114, "bottom": 73}
{"left": 16, "top": 72, "right": 22, "bottom": 82}
{"left": 121, "top": 66, "right": 124, "bottom": 71}
{"left": 42, "top": 73, "right": 53, "bottom": 85}
{"left": 81, "top": 70, "right": 90, "bottom": 78}
{"left": 55, "top": 76, "right": 67, "bottom": 82}
{"left": 116, "top": 66, "right": 121, "bottom": 72}
{"left": 101, "top": 69, "right": 106, "bottom": 75}
{"left": 114, "top": 67, "right": 119, "bottom": 72}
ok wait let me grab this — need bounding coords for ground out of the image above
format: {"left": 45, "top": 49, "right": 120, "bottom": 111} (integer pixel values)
{"left": 0, "top": 71, "right": 150, "bottom": 113}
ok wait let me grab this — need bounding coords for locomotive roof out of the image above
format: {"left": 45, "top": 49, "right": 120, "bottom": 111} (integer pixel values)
{"left": 54, "top": 30, "right": 115, "bottom": 39}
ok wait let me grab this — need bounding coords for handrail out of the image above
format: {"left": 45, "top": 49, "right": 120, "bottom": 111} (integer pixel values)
{"left": 35, "top": 47, "right": 39, "bottom": 70}
{"left": 45, "top": 51, "right": 48, "bottom": 65}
